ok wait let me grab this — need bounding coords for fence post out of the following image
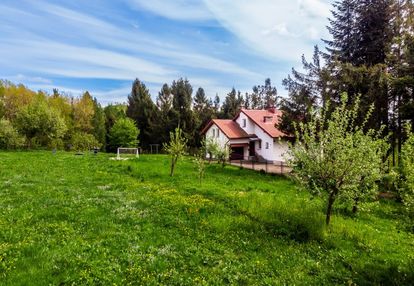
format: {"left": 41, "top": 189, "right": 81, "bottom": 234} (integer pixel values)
{"left": 280, "top": 161, "right": 283, "bottom": 174}
{"left": 266, "top": 160, "right": 268, "bottom": 173}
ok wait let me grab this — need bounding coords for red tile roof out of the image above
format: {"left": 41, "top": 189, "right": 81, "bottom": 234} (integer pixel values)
{"left": 201, "top": 119, "right": 251, "bottom": 139}
{"left": 236, "top": 109, "right": 287, "bottom": 138}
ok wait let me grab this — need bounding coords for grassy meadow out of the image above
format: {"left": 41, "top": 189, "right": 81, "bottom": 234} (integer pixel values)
{"left": 0, "top": 151, "right": 413, "bottom": 285}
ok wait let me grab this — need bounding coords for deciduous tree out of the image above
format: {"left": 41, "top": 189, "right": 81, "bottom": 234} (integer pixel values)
{"left": 109, "top": 118, "right": 139, "bottom": 150}
{"left": 288, "top": 94, "right": 388, "bottom": 225}
{"left": 163, "top": 127, "right": 187, "bottom": 177}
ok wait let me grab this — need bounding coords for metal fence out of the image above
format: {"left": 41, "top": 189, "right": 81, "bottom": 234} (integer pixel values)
{"left": 229, "top": 159, "right": 291, "bottom": 175}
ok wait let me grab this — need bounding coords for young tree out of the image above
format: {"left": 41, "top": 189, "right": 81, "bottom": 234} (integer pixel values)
{"left": 193, "top": 139, "right": 208, "bottom": 184}
{"left": 214, "top": 144, "right": 230, "bottom": 168}
{"left": 205, "top": 138, "right": 230, "bottom": 168}
{"left": 163, "top": 127, "right": 188, "bottom": 177}
{"left": 109, "top": 118, "right": 140, "bottom": 150}
{"left": 288, "top": 94, "right": 388, "bottom": 225}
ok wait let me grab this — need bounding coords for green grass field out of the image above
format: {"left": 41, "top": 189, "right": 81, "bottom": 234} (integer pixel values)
{"left": 0, "top": 151, "right": 413, "bottom": 285}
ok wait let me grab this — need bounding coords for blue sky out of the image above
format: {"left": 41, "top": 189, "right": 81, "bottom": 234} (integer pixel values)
{"left": 0, "top": 0, "right": 333, "bottom": 104}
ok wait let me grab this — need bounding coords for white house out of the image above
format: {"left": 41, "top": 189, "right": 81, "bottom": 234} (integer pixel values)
{"left": 201, "top": 108, "right": 291, "bottom": 162}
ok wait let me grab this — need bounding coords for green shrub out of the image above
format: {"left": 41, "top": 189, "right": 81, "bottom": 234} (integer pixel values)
{"left": 400, "top": 125, "right": 414, "bottom": 221}
{"left": 15, "top": 99, "right": 67, "bottom": 148}
{"left": 71, "top": 132, "right": 101, "bottom": 152}
{"left": 0, "top": 119, "right": 25, "bottom": 149}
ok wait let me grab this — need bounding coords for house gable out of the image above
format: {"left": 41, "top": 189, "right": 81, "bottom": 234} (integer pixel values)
{"left": 234, "top": 109, "right": 287, "bottom": 138}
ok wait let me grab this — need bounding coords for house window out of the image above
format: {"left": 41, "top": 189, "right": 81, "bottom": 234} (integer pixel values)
{"left": 242, "top": 119, "right": 246, "bottom": 127}
{"left": 212, "top": 129, "right": 215, "bottom": 137}
{"left": 217, "top": 129, "right": 220, "bottom": 138}
{"left": 258, "top": 141, "right": 261, "bottom": 149}
{"left": 264, "top": 116, "right": 273, "bottom": 123}
{"left": 266, "top": 142, "right": 269, "bottom": 149}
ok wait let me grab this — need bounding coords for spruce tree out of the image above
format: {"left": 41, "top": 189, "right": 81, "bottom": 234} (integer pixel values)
{"left": 279, "top": 47, "right": 328, "bottom": 134}
{"left": 126, "top": 78, "right": 157, "bottom": 149}
{"left": 354, "top": 0, "right": 393, "bottom": 66}
{"left": 221, "top": 88, "right": 243, "bottom": 119}
{"left": 171, "top": 78, "right": 197, "bottom": 146}
{"left": 193, "top": 87, "right": 214, "bottom": 146}
{"left": 252, "top": 78, "right": 278, "bottom": 109}
{"left": 323, "top": 0, "right": 358, "bottom": 64}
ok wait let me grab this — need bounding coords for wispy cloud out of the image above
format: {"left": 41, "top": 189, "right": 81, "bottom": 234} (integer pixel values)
{"left": 125, "top": 0, "right": 214, "bottom": 21}
{"left": 0, "top": 0, "right": 333, "bottom": 103}
{"left": 203, "top": 0, "right": 331, "bottom": 61}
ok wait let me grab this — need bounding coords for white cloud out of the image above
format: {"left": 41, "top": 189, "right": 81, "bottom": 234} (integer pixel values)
{"left": 5, "top": 74, "right": 53, "bottom": 84}
{"left": 262, "top": 23, "right": 297, "bottom": 38}
{"left": 0, "top": 1, "right": 261, "bottom": 83}
{"left": 299, "top": 0, "right": 331, "bottom": 18}
{"left": 203, "top": 0, "right": 332, "bottom": 61}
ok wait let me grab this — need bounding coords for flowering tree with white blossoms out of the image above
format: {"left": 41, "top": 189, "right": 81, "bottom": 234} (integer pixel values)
{"left": 288, "top": 94, "right": 389, "bottom": 225}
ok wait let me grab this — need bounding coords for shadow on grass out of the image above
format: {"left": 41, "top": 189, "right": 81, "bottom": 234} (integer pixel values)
{"left": 235, "top": 191, "right": 326, "bottom": 243}
{"left": 329, "top": 259, "right": 414, "bottom": 286}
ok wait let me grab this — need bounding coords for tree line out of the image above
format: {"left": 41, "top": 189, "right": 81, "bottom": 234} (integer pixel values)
{"left": 0, "top": 78, "right": 277, "bottom": 151}
{"left": 126, "top": 77, "right": 278, "bottom": 150}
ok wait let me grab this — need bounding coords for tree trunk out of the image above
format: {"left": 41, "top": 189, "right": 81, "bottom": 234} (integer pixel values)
{"left": 352, "top": 196, "right": 359, "bottom": 214}
{"left": 170, "top": 157, "right": 175, "bottom": 177}
{"left": 326, "top": 191, "right": 336, "bottom": 226}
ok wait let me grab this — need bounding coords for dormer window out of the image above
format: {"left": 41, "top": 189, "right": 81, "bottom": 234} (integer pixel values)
{"left": 242, "top": 119, "right": 246, "bottom": 127}
{"left": 264, "top": 116, "right": 273, "bottom": 123}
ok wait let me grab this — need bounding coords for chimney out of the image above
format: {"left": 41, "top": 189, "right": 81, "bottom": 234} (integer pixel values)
{"left": 267, "top": 106, "right": 276, "bottom": 113}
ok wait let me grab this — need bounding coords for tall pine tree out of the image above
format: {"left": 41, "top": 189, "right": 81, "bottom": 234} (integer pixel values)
{"left": 126, "top": 78, "right": 157, "bottom": 149}
{"left": 170, "top": 78, "right": 197, "bottom": 146}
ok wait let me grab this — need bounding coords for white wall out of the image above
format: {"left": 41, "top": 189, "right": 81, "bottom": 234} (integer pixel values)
{"left": 204, "top": 124, "right": 229, "bottom": 158}
{"left": 208, "top": 115, "right": 291, "bottom": 162}
{"left": 273, "top": 138, "right": 290, "bottom": 162}
{"left": 253, "top": 126, "right": 275, "bottom": 160}
{"left": 235, "top": 112, "right": 255, "bottom": 134}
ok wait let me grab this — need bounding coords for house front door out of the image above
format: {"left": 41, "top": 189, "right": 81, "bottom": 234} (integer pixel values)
{"left": 249, "top": 141, "right": 255, "bottom": 157}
